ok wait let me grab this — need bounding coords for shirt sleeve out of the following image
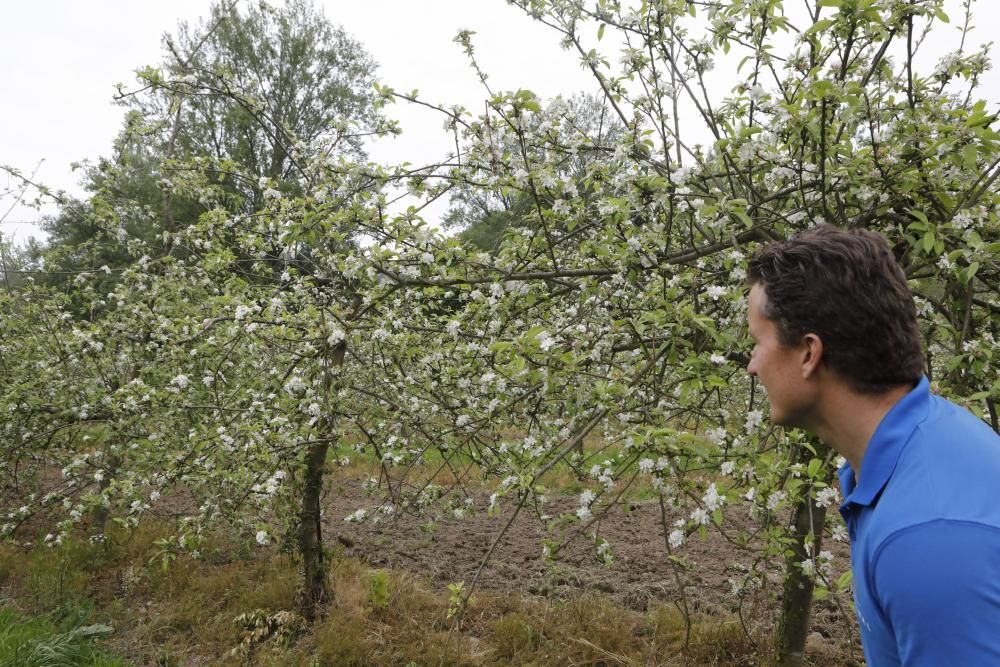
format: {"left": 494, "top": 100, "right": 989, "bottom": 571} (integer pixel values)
{"left": 872, "top": 519, "right": 1000, "bottom": 667}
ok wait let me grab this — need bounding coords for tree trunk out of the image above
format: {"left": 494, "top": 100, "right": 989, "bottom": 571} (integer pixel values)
{"left": 296, "top": 438, "right": 329, "bottom": 622}
{"left": 776, "top": 441, "right": 831, "bottom": 666}
{"left": 295, "top": 338, "right": 345, "bottom": 621}
{"left": 90, "top": 453, "right": 121, "bottom": 539}
{"left": 777, "top": 495, "right": 827, "bottom": 666}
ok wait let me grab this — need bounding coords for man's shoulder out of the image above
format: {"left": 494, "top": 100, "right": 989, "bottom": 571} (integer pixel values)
{"left": 921, "top": 392, "right": 1000, "bottom": 445}
{"left": 868, "top": 398, "right": 1000, "bottom": 543}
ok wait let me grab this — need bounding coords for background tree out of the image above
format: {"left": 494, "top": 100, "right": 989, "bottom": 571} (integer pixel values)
{"left": 40, "top": 0, "right": 379, "bottom": 283}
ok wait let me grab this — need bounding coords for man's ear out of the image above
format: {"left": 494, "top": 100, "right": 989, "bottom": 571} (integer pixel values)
{"left": 800, "top": 333, "right": 823, "bottom": 378}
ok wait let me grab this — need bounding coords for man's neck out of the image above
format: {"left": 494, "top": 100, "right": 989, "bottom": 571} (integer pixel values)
{"left": 808, "top": 383, "right": 913, "bottom": 479}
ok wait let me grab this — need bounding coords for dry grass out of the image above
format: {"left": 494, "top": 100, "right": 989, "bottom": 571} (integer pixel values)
{"left": 0, "top": 516, "right": 773, "bottom": 667}
{"left": 466, "top": 592, "right": 767, "bottom": 667}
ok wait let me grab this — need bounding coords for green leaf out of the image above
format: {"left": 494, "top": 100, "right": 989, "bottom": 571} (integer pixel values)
{"left": 75, "top": 624, "right": 115, "bottom": 638}
{"left": 923, "top": 230, "right": 936, "bottom": 253}
{"left": 966, "top": 110, "right": 994, "bottom": 128}
{"left": 707, "top": 375, "right": 729, "bottom": 389}
{"left": 805, "top": 18, "right": 836, "bottom": 36}
{"left": 597, "top": 23, "right": 605, "bottom": 41}
{"left": 963, "top": 144, "right": 978, "bottom": 170}
{"left": 934, "top": 8, "right": 950, "bottom": 23}
{"left": 812, "top": 79, "right": 834, "bottom": 97}
{"left": 734, "top": 210, "right": 754, "bottom": 228}
{"left": 966, "top": 261, "right": 980, "bottom": 282}
{"left": 836, "top": 570, "right": 853, "bottom": 591}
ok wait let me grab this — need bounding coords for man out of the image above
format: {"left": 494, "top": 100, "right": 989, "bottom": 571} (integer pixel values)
{"left": 746, "top": 224, "right": 1000, "bottom": 666}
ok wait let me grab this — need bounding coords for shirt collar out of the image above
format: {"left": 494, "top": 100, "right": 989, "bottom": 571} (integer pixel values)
{"left": 839, "top": 376, "right": 930, "bottom": 510}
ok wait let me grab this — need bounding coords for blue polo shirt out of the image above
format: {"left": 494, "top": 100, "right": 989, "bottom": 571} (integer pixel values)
{"left": 839, "top": 376, "right": 1000, "bottom": 666}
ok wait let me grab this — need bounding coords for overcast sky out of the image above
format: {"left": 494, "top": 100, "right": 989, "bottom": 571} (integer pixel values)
{"left": 1, "top": 1, "right": 595, "bottom": 245}
{"left": 2, "top": 1, "right": 997, "bottom": 245}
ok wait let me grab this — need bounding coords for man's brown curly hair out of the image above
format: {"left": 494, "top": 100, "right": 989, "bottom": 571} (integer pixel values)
{"left": 748, "top": 224, "right": 924, "bottom": 394}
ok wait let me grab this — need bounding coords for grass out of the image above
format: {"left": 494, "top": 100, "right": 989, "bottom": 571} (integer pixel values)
{"left": 0, "top": 605, "right": 124, "bottom": 667}
{"left": 0, "top": 517, "right": 773, "bottom": 666}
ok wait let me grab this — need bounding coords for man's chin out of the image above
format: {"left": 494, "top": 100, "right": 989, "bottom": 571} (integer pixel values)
{"left": 768, "top": 407, "right": 794, "bottom": 429}
{"left": 770, "top": 409, "right": 811, "bottom": 432}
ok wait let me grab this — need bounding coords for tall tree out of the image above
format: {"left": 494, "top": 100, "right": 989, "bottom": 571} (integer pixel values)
{"left": 42, "top": 0, "right": 379, "bottom": 278}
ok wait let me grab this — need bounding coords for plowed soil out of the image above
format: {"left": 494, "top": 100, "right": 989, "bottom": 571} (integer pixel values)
{"left": 324, "top": 475, "right": 863, "bottom": 666}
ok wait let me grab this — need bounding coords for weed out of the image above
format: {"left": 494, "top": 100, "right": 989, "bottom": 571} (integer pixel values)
{"left": 0, "top": 605, "right": 123, "bottom": 667}
{"left": 0, "top": 542, "right": 94, "bottom": 614}
{"left": 313, "top": 611, "right": 369, "bottom": 666}
{"left": 361, "top": 570, "right": 390, "bottom": 611}
{"left": 490, "top": 611, "right": 546, "bottom": 662}
{"left": 650, "top": 604, "right": 768, "bottom": 666}
{"left": 446, "top": 581, "right": 466, "bottom": 619}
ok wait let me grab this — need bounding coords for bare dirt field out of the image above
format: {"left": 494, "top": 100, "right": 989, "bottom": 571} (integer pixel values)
{"left": 325, "top": 475, "right": 863, "bottom": 666}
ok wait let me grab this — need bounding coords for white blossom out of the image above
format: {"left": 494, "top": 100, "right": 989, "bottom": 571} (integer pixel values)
{"left": 284, "top": 376, "right": 306, "bottom": 395}
{"left": 707, "top": 285, "right": 726, "bottom": 301}
{"left": 707, "top": 426, "right": 728, "bottom": 446}
{"left": 537, "top": 331, "right": 558, "bottom": 352}
{"left": 815, "top": 486, "right": 841, "bottom": 509}
{"left": 766, "top": 490, "right": 786, "bottom": 511}
{"left": 691, "top": 508, "right": 710, "bottom": 526}
{"left": 702, "top": 483, "right": 726, "bottom": 512}
{"left": 234, "top": 304, "right": 252, "bottom": 321}
{"left": 344, "top": 509, "right": 367, "bottom": 523}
